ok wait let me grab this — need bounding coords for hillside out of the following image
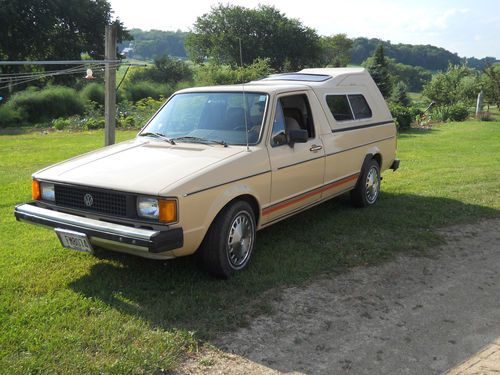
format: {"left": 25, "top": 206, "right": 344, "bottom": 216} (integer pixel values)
{"left": 121, "top": 29, "right": 498, "bottom": 73}
{"left": 351, "top": 37, "right": 497, "bottom": 71}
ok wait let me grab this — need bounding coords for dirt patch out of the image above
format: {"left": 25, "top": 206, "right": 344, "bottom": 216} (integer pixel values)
{"left": 179, "top": 219, "right": 500, "bottom": 375}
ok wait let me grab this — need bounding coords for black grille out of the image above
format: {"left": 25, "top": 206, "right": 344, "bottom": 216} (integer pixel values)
{"left": 55, "top": 185, "right": 127, "bottom": 216}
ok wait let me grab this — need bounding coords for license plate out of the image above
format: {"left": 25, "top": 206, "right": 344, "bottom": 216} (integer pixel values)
{"left": 55, "top": 228, "right": 93, "bottom": 253}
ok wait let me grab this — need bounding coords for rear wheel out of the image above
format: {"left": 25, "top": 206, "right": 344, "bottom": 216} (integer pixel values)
{"left": 199, "top": 200, "right": 256, "bottom": 278}
{"left": 350, "top": 159, "right": 381, "bottom": 207}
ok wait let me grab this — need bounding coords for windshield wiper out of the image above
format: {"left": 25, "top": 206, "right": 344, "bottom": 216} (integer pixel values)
{"left": 139, "top": 132, "right": 175, "bottom": 145}
{"left": 172, "top": 136, "right": 227, "bottom": 147}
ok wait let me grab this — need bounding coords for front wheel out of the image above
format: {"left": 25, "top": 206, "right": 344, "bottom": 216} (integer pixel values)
{"left": 199, "top": 201, "right": 256, "bottom": 278}
{"left": 350, "top": 159, "right": 381, "bottom": 208}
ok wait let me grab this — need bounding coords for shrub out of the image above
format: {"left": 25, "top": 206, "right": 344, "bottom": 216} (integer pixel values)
{"left": 447, "top": 103, "right": 470, "bottom": 121}
{"left": 122, "top": 82, "right": 173, "bottom": 103}
{"left": 117, "top": 97, "right": 164, "bottom": 129}
{"left": 81, "top": 83, "right": 124, "bottom": 105}
{"left": 83, "top": 117, "right": 105, "bottom": 130}
{"left": 0, "top": 105, "right": 23, "bottom": 128}
{"left": 81, "top": 83, "right": 104, "bottom": 105}
{"left": 388, "top": 102, "right": 413, "bottom": 129}
{"left": 51, "top": 117, "right": 72, "bottom": 130}
{"left": 7, "top": 86, "right": 85, "bottom": 123}
{"left": 431, "top": 104, "right": 470, "bottom": 122}
{"left": 117, "top": 115, "right": 136, "bottom": 128}
{"left": 128, "top": 56, "right": 193, "bottom": 84}
{"left": 194, "top": 58, "right": 274, "bottom": 86}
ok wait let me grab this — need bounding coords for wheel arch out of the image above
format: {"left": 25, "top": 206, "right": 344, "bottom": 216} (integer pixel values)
{"left": 356, "top": 150, "right": 382, "bottom": 187}
{"left": 204, "top": 191, "right": 261, "bottom": 237}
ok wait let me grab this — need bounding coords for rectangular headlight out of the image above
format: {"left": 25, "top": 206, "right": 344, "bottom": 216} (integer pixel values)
{"left": 137, "top": 197, "right": 159, "bottom": 219}
{"left": 137, "top": 196, "right": 177, "bottom": 223}
{"left": 40, "top": 182, "right": 55, "bottom": 201}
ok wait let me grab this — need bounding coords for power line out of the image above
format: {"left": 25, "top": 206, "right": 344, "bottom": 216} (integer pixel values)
{"left": 0, "top": 62, "right": 139, "bottom": 91}
{"left": 0, "top": 60, "right": 121, "bottom": 66}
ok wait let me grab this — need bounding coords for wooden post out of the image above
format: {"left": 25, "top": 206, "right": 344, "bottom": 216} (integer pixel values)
{"left": 104, "top": 25, "right": 117, "bottom": 146}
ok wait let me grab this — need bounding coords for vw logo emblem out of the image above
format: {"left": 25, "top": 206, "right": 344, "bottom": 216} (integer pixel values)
{"left": 83, "top": 193, "right": 94, "bottom": 207}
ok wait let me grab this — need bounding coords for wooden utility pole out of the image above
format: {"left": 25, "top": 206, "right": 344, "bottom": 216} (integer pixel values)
{"left": 104, "top": 25, "right": 117, "bottom": 146}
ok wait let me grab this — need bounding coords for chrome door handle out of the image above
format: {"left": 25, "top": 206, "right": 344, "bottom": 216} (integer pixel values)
{"left": 309, "top": 144, "right": 323, "bottom": 152}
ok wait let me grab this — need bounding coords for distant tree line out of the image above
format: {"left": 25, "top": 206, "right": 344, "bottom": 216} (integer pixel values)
{"left": 124, "top": 27, "right": 497, "bottom": 75}
{"left": 119, "top": 29, "right": 188, "bottom": 60}
{"left": 351, "top": 38, "right": 497, "bottom": 71}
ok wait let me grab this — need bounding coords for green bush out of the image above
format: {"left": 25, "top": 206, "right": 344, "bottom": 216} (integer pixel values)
{"left": 122, "top": 82, "right": 173, "bottom": 103}
{"left": 117, "top": 115, "right": 136, "bottom": 128}
{"left": 83, "top": 117, "right": 105, "bottom": 130}
{"left": 7, "top": 86, "right": 85, "bottom": 123}
{"left": 0, "top": 105, "right": 23, "bottom": 128}
{"left": 128, "top": 56, "right": 193, "bottom": 84}
{"left": 431, "top": 104, "right": 470, "bottom": 122}
{"left": 81, "top": 83, "right": 104, "bottom": 105}
{"left": 117, "top": 97, "right": 164, "bottom": 129}
{"left": 51, "top": 117, "right": 72, "bottom": 130}
{"left": 388, "top": 102, "right": 414, "bottom": 129}
{"left": 448, "top": 103, "right": 470, "bottom": 121}
{"left": 194, "top": 58, "right": 274, "bottom": 86}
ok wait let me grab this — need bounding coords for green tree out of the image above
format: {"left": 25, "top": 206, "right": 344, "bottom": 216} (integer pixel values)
{"left": 319, "top": 34, "right": 353, "bottom": 67}
{"left": 0, "top": 0, "right": 131, "bottom": 95}
{"left": 185, "top": 4, "right": 320, "bottom": 71}
{"left": 363, "top": 56, "right": 432, "bottom": 92}
{"left": 423, "top": 65, "right": 480, "bottom": 106}
{"left": 0, "top": 0, "right": 130, "bottom": 61}
{"left": 194, "top": 58, "right": 274, "bottom": 86}
{"left": 366, "top": 45, "right": 392, "bottom": 98}
{"left": 482, "top": 64, "right": 500, "bottom": 108}
{"left": 129, "top": 56, "right": 193, "bottom": 84}
{"left": 122, "top": 29, "right": 188, "bottom": 59}
{"left": 391, "top": 81, "right": 411, "bottom": 107}
{"left": 351, "top": 37, "right": 462, "bottom": 70}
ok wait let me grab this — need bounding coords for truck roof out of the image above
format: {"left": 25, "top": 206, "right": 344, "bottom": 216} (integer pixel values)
{"left": 176, "top": 68, "right": 369, "bottom": 95}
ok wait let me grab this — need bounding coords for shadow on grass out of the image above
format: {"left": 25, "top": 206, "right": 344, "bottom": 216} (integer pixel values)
{"left": 69, "top": 192, "right": 498, "bottom": 338}
{"left": 397, "top": 127, "right": 439, "bottom": 139}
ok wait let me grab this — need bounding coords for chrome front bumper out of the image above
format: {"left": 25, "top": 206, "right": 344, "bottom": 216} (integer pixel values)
{"left": 14, "top": 203, "right": 183, "bottom": 254}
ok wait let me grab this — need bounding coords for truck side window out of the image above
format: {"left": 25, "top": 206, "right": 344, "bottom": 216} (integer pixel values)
{"left": 326, "top": 95, "right": 354, "bottom": 121}
{"left": 271, "top": 100, "right": 287, "bottom": 146}
{"left": 348, "top": 94, "right": 372, "bottom": 119}
{"left": 326, "top": 94, "right": 372, "bottom": 121}
{"left": 272, "top": 94, "right": 315, "bottom": 147}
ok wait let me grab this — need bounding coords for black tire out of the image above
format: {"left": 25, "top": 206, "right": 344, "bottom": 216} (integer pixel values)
{"left": 350, "top": 159, "right": 381, "bottom": 208}
{"left": 199, "top": 200, "right": 256, "bottom": 278}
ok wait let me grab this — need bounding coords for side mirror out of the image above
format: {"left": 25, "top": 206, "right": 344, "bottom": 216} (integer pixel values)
{"left": 287, "top": 129, "right": 308, "bottom": 146}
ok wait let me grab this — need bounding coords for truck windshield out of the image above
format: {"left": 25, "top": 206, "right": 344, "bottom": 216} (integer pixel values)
{"left": 140, "top": 92, "right": 268, "bottom": 146}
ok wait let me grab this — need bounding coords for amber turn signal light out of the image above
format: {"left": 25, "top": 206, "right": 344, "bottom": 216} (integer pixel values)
{"left": 32, "top": 179, "right": 41, "bottom": 200}
{"left": 159, "top": 199, "right": 177, "bottom": 223}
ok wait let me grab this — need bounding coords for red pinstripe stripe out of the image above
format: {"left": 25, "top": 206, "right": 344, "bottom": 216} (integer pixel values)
{"left": 262, "top": 174, "right": 359, "bottom": 216}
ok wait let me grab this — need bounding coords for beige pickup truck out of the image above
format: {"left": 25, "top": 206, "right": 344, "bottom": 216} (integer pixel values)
{"left": 15, "top": 68, "right": 399, "bottom": 278}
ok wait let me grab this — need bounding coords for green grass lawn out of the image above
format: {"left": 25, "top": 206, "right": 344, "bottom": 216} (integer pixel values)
{"left": 1, "top": 122, "right": 499, "bottom": 373}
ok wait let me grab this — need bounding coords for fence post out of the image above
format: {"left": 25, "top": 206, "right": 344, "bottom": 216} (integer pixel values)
{"left": 475, "top": 90, "right": 484, "bottom": 119}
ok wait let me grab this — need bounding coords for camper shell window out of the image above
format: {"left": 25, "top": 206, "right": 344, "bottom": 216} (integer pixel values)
{"left": 326, "top": 94, "right": 372, "bottom": 121}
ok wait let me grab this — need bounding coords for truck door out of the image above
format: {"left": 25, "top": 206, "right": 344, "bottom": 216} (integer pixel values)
{"left": 263, "top": 93, "right": 325, "bottom": 224}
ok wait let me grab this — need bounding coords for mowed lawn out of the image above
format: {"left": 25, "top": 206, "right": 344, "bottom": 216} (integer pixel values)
{"left": 0, "top": 122, "right": 499, "bottom": 373}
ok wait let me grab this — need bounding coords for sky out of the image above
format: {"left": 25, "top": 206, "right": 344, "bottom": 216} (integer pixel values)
{"left": 108, "top": 0, "right": 500, "bottom": 59}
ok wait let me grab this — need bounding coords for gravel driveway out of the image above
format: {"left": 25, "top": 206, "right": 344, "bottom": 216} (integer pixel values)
{"left": 180, "top": 218, "right": 500, "bottom": 375}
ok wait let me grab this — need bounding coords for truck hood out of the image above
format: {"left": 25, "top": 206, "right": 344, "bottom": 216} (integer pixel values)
{"left": 34, "top": 138, "right": 245, "bottom": 195}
